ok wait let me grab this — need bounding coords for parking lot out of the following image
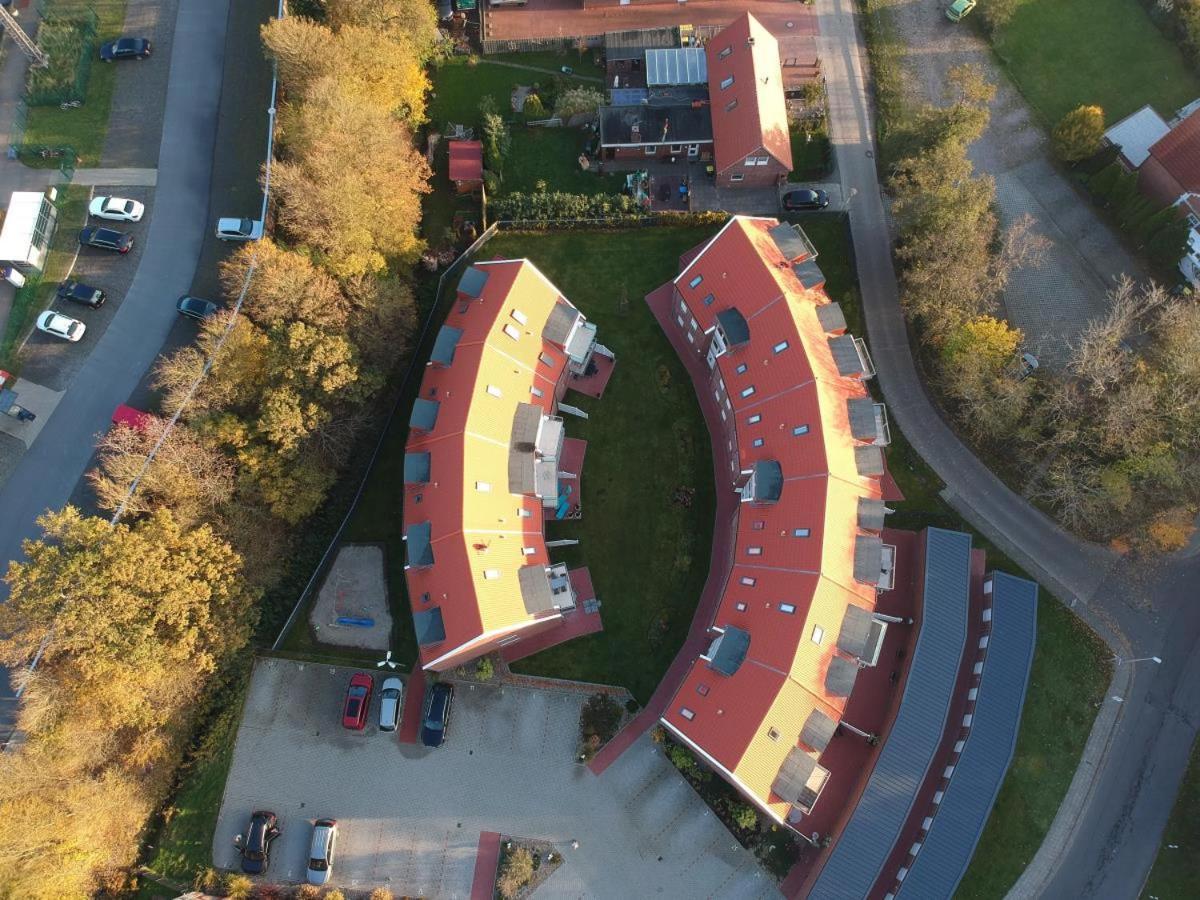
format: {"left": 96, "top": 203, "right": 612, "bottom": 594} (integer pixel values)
{"left": 215, "top": 658, "right": 779, "bottom": 898}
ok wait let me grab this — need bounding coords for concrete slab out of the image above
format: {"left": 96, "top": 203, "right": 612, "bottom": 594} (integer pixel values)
{"left": 309, "top": 543, "right": 392, "bottom": 650}
{"left": 0, "top": 378, "right": 62, "bottom": 446}
{"left": 214, "top": 657, "right": 780, "bottom": 898}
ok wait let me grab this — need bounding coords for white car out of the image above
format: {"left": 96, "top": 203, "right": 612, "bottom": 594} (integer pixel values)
{"left": 305, "top": 819, "right": 338, "bottom": 885}
{"left": 215, "top": 217, "right": 264, "bottom": 241}
{"left": 89, "top": 196, "right": 144, "bottom": 222}
{"left": 379, "top": 677, "right": 404, "bottom": 731}
{"left": 36, "top": 311, "right": 86, "bottom": 342}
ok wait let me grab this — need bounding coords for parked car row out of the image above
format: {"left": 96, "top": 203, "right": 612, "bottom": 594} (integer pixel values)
{"left": 339, "top": 672, "right": 454, "bottom": 747}
{"left": 234, "top": 812, "right": 339, "bottom": 885}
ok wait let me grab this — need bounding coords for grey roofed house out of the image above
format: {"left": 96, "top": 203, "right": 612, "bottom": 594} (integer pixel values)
{"left": 858, "top": 497, "right": 888, "bottom": 532}
{"left": 847, "top": 398, "right": 880, "bottom": 442}
{"left": 825, "top": 655, "right": 860, "bottom": 697}
{"left": 405, "top": 521, "right": 434, "bottom": 569}
{"left": 792, "top": 258, "right": 826, "bottom": 291}
{"left": 716, "top": 307, "right": 751, "bottom": 347}
{"left": 799, "top": 708, "right": 838, "bottom": 753}
{"left": 542, "top": 300, "right": 581, "bottom": 346}
{"left": 772, "top": 747, "right": 828, "bottom": 810}
{"left": 645, "top": 47, "right": 707, "bottom": 86}
{"left": 809, "top": 528, "right": 973, "bottom": 900}
{"left": 706, "top": 625, "right": 751, "bottom": 676}
{"left": 598, "top": 104, "right": 714, "bottom": 147}
{"left": 518, "top": 564, "right": 556, "bottom": 615}
{"left": 768, "top": 222, "right": 817, "bottom": 263}
{"left": 413, "top": 606, "right": 446, "bottom": 647}
{"left": 431, "top": 325, "right": 463, "bottom": 366}
{"left": 829, "top": 334, "right": 871, "bottom": 377}
{"left": 855, "top": 444, "right": 885, "bottom": 477}
{"left": 404, "top": 451, "right": 431, "bottom": 484}
{"left": 750, "top": 459, "right": 783, "bottom": 503}
{"left": 816, "top": 302, "right": 847, "bottom": 334}
{"left": 458, "top": 265, "right": 489, "bottom": 298}
{"left": 894, "top": 571, "right": 1037, "bottom": 898}
{"left": 410, "top": 397, "right": 440, "bottom": 432}
{"left": 854, "top": 533, "right": 883, "bottom": 585}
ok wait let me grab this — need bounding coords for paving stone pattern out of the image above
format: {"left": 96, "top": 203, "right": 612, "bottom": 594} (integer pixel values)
{"left": 214, "top": 658, "right": 779, "bottom": 898}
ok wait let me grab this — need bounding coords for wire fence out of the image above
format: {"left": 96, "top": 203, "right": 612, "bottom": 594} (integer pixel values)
{"left": 270, "top": 222, "right": 501, "bottom": 650}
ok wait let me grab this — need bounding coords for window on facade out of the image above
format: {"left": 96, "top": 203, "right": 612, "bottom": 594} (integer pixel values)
{"left": 748, "top": 413, "right": 761, "bottom": 424}
{"left": 735, "top": 601, "right": 748, "bottom": 611}
{"left": 726, "top": 99, "right": 738, "bottom": 112}
{"left": 670, "top": 144, "right": 683, "bottom": 154}
{"left": 511, "top": 309, "right": 528, "bottom": 325}
{"left": 680, "top": 707, "right": 696, "bottom": 721}
{"left": 768, "top": 727, "right": 781, "bottom": 741}
{"left": 793, "top": 424, "right": 810, "bottom": 436}
{"left": 753, "top": 438, "right": 764, "bottom": 448}
{"left": 703, "top": 293, "right": 715, "bottom": 306}
{"left": 689, "top": 274, "right": 704, "bottom": 288}
{"left": 779, "top": 602, "right": 797, "bottom": 614}
{"left": 502, "top": 323, "right": 520, "bottom": 341}
{"left": 812, "top": 625, "right": 825, "bottom": 644}
{"left": 686, "top": 331, "right": 695, "bottom": 343}
{"left": 530, "top": 386, "right": 544, "bottom": 398}
{"left": 735, "top": 363, "right": 748, "bottom": 374}
{"left": 752, "top": 520, "right": 764, "bottom": 531}
{"left": 747, "top": 546, "right": 763, "bottom": 556}
{"left": 793, "top": 528, "right": 810, "bottom": 538}
{"left": 696, "top": 683, "right": 710, "bottom": 696}
{"left": 757, "top": 156, "right": 770, "bottom": 166}
{"left": 678, "top": 297, "right": 687, "bottom": 313}
{"left": 690, "top": 317, "right": 699, "bottom": 331}
{"left": 744, "top": 156, "right": 757, "bottom": 167}
{"left": 518, "top": 509, "right": 532, "bottom": 518}
{"left": 739, "top": 576, "right": 756, "bottom": 586}
{"left": 721, "top": 75, "right": 734, "bottom": 90}
{"left": 719, "top": 45, "right": 732, "bottom": 59}
{"left": 486, "top": 384, "right": 502, "bottom": 398}
{"left": 483, "top": 569, "right": 501, "bottom": 580}
{"left": 539, "top": 351, "right": 555, "bottom": 367}
{"left": 644, "top": 146, "right": 656, "bottom": 156}
{"left": 522, "top": 547, "right": 535, "bottom": 556}
{"left": 475, "top": 482, "right": 491, "bottom": 492}
{"left": 773, "top": 340, "right": 789, "bottom": 354}
{"left": 740, "top": 386, "right": 756, "bottom": 398}
{"left": 730, "top": 173, "right": 745, "bottom": 182}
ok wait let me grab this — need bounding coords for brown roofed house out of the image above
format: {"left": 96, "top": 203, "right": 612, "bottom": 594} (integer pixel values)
{"left": 1140, "top": 107, "right": 1200, "bottom": 206}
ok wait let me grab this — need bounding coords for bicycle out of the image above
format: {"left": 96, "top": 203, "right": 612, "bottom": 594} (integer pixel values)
{"left": 59, "top": 99, "right": 82, "bottom": 110}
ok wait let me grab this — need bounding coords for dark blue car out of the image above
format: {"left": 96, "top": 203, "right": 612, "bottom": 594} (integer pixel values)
{"left": 421, "top": 682, "right": 454, "bottom": 748}
{"left": 236, "top": 810, "right": 279, "bottom": 874}
{"left": 100, "top": 37, "right": 151, "bottom": 61}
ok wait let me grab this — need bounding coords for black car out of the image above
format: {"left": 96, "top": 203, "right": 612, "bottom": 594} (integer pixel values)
{"left": 421, "top": 681, "right": 454, "bottom": 748}
{"left": 79, "top": 226, "right": 133, "bottom": 254}
{"left": 782, "top": 188, "right": 830, "bottom": 211}
{"left": 56, "top": 280, "right": 106, "bottom": 309}
{"left": 176, "top": 295, "right": 218, "bottom": 320}
{"left": 236, "top": 810, "right": 280, "bottom": 874}
{"left": 99, "top": 37, "right": 151, "bottom": 61}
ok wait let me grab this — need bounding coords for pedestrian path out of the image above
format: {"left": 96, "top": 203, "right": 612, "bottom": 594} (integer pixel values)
{"left": 73, "top": 167, "right": 158, "bottom": 187}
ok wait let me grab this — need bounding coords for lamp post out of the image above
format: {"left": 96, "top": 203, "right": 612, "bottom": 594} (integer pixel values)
{"left": 1113, "top": 655, "right": 1162, "bottom": 666}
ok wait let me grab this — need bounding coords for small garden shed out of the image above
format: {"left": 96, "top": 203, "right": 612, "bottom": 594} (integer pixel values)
{"left": 448, "top": 140, "right": 484, "bottom": 194}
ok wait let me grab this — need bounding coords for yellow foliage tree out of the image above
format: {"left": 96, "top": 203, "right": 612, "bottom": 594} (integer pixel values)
{"left": 1052, "top": 105, "right": 1105, "bottom": 163}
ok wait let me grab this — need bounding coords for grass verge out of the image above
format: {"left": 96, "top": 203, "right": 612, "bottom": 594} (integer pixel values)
{"left": 1142, "top": 733, "right": 1200, "bottom": 900}
{"left": 22, "top": 0, "right": 129, "bottom": 165}
{"left": 0, "top": 184, "right": 91, "bottom": 369}
{"left": 856, "top": 0, "right": 916, "bottom": 169}
{"left": 788, "top": 122, "right": 832, "bottom": 183}
{"left": 488, "top": 226, "right": 719, "bottom": 704}
{"left": 989, "top": 0, "right": 1200, "bottom": 125}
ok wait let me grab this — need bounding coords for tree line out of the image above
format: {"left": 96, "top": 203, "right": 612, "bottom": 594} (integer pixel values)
{"left": 889, "top": 64, "right": 1200, "bottom": 549}
{"left": 0, "top": 2, "right": 439, "bottom": 896}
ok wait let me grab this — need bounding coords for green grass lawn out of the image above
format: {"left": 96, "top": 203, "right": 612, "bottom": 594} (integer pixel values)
{"left": 505, "top": 127, "right": 623, "bottom": 195}
{"left": 991, "top": 0, "right": 1200, "bottom": 124}
{"left": 22, "top": 0, "right": 128, "bottom": 165}
{"left": 788, "top": 122, "right": 832, "bottom": 183}
{"left": 1143, "top": 734, "right": 1200, "bottom": 899}
{"left": 429, "top": 58, "right": 593, "bottom": 130}
{"left": 488, "top": 226, "right": 719, "bottom": 703}
{"left": 0, "top": 184, "right": 91, "bottom": 369}
{"left": 489, "top": 48, "right": 601, "bottom": 76}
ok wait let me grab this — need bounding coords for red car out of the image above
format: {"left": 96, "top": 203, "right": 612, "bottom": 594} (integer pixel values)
{"left": 342, "top": 673, "right": 373, "bottom": 730}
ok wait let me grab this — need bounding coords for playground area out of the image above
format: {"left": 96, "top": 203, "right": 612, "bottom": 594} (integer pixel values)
{"left": 308, "top": 543, "right": 393, "bottom": 651}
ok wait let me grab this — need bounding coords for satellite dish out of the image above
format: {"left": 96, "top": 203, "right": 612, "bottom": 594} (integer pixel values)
{"left": 377, "top": 650, "right": 398, "bottom": 669}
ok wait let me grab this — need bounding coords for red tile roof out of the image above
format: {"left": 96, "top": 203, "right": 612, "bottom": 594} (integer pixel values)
{"left": 1149, "top": 109, "right": 1200, "bottom": 193}
{"left": 448, "top": 140, "right": 484, "bottom": 183}
{"left": 660, "top": 216, "right": 884, "bottom": 826}
{"left": 705, "top": 13, "right": 793, "bottom": 175}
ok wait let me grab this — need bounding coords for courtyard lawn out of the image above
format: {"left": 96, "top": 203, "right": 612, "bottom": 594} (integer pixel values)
{"left": 505, "top": 127, "right": 623, "bottom": 195}
{"left": 991, "top": 0, "right": 1200, "bottom": 124}
{"left": 811, "top": 211, "right": 1111, "bottom": 897}
{"left": 429, "top": 57, "right": 594, "bottom": 130}
{"left": 487, "top": 225, "right": 721, "bottom": 704}
{"left": 1142, "top": 734, "right": 1200, "bottom": 900}
{"left": 788, "top": 122, "right": 832, "bottom": 183}
{"left": 22, "top": 0, "right": 129, "bottom": 165}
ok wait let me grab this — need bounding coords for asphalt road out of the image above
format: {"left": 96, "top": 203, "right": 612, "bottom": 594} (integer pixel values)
{"left": 815, "top": 0, "right": 1200, "bottom": 896}
{"left": 0, "top": 0, "right": 232, "bottom": 733}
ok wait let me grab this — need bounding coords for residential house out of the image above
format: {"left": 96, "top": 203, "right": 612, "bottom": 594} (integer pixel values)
{"left": 1102, "top": 104, "right": 1169, "bottom": 171}
{"left": 1139, "top": 104, "right": 1200, "bottom": 207}
{"left": 599, "top": 47, "right": 714, "bottom": 161}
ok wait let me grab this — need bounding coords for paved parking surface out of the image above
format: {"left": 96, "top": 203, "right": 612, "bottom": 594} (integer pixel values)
{"left": 20, "top": 185, "right": 158, "bottom": 392}
{"left": 215, "top": 658, "right": 779, "bottom": 899}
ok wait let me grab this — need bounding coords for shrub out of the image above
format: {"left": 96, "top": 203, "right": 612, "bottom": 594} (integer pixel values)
{"left": 482, "top": 110, "right": 511, "bottom": 173}
{"left": 192, "top": 867, "right": 219, "bottom": 891}
{"left": 497, "top": 847, "right": 535, "bottom": 899}
{"left": 523, "top": 93, "right": 546, "bottom": 119}
{"left": 579, "top": 692, "right": 623, "bottom": 744}
{"left": 27, "top": 18, "right": 91, "bottom": 104}
{"left": 491, "top": 190, "right": 642, "bottom": 222}
{"left": 323, "top": 890, "right": 346, "bottom": 900}
{"left": 726, "top": 800, "right": 759, "bottom": 831}
{"left": 368, "top": 890, "right": 395, "bottom": 900}
{"left": 294, "top": 887, "right": 322, "bottom": 900}
{"left": 554, "top": 86, "right": 606, "bottom": 120}
{"left": 667, "top": 742, "right": 703, "bottom": 780}
{"left": 1052, "top": 105, "right": 1105, "bottom": 163}
{"left": 223, "top": 873, "right": 254, "bottom": 900}
{"left": 476, "top": 656, "right": 495, "bottom": 681}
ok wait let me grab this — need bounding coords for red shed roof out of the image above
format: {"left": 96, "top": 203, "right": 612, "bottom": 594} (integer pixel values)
{"left": 448, "top": 140, "right": 484, "bottom": 183}
{"left": 1149, "top": 108, "right": 1200, "bottom": 193}
{"left": 705, "top": 13, "right": 793, "bottom": 175}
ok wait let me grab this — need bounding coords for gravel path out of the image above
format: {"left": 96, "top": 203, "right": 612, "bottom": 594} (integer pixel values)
{"left": 881, "top": 0, "right": 1146, "bottom": 367}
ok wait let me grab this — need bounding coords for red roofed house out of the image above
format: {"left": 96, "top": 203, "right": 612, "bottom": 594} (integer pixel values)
{"left": 1139, "top": 106, "right": 1200, "bottom": 207}
{"left": 705, "top": 13, "right": 793, "bottom": 188}
{"left": 448, "top": 139, "right": 484, "bottom": 194}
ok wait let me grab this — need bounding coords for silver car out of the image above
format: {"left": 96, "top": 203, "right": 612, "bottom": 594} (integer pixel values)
{"left": 215, "top": 217, "right": 264, "bottom": 241}
{"left": 379, "top": 677, "right": 403, "bottom": 732}
{"left": 305, "top": 818, "right": 337, "bottom": 885}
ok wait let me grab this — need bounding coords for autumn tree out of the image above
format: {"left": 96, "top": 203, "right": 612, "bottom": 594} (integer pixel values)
{"left": 323, "top": 0, "right": 441, "bottom": 62}
{"left": 939, "top": 316, "right": 1032, "bottom": 440}
{"left": 219, "top": 238, "right": 348, "bottom": 329}
{"left": 1052, "top": 105, "right": 1105, "bottom": 163}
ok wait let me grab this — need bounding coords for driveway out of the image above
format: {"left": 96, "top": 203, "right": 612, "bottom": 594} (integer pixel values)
{"left": 214, "top": 658, "right": 779, "bottom": 899}
{"left": 880, "top": 0, "right": 1146, "bottom": 367}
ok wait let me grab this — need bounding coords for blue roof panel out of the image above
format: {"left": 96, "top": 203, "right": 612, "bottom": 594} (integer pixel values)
{"left": 431, "top": 325, "right": 463, "bottom": 366}
{"left": 810, "top": 527, "right": 973, "bottom": 900}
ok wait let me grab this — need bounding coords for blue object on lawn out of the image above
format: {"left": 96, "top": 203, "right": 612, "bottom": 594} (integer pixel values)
{"left": 556, "top": 483, "right": 574, "bottom": 519}
{"left": 336, "top": 616, "right": 375, "bottom": 628}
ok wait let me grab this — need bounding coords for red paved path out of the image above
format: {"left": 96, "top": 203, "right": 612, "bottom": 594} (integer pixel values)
{"left": 470, "top": 831, "right": 502, "bottom": 900}
{"left": 546, "top": 437, "right": 587, "bottom": 523}
{"left": 589, "top": 282, "right": 738, "bottom": 775}
{"left": 502, "top": 567, "right": 605, "bottom": 663}
{"left": 396, "top": 668, "right": 427, "bottom": 745}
